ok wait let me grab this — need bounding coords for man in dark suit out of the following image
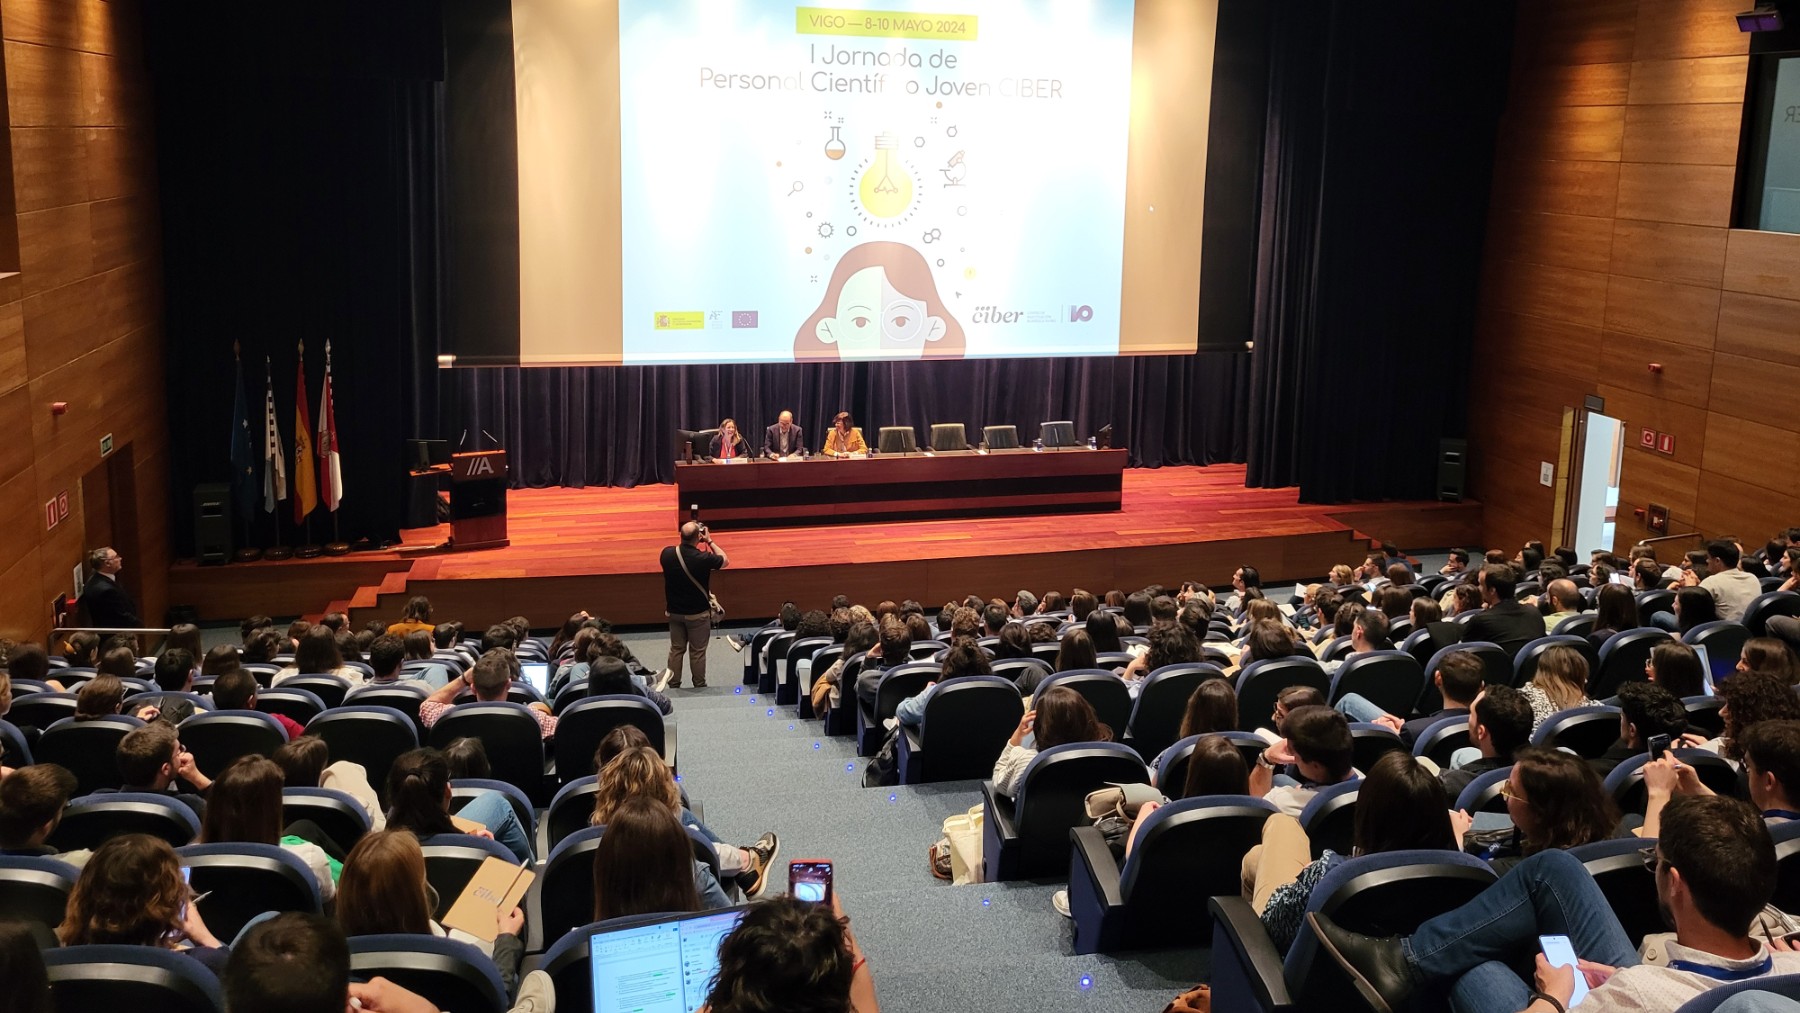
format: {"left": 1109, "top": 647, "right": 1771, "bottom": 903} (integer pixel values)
{"left": 78, "top": 546, "right": 140, "bottom": 627}
{"left": 763, "top": 411, "right": 806, "bottom": 458}
{"left": 1462, "top": 563, "right": 1545, "bottom": 660}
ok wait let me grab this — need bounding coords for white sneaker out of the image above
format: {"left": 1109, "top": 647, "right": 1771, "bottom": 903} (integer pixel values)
{"left": 1052, "top": 889, "right": 1071, "bottom": 918}
{"left": 511, "top": 969, "right": 555, "bottom": 1013}
{"left": 652, "top": 669, "right": 676, "bottom": 693}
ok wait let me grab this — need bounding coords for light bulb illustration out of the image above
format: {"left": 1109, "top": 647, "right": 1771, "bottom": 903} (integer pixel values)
{"left": 857, "top": 132, "right": 914, "bottom": 220}
{"left": 824, "top": 125, "right": 846, "bottom": 160}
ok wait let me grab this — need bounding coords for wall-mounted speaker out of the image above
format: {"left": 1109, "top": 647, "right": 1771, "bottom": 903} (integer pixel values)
{"left": 1437, "top": 439, "right": 1467, "bottom": 503}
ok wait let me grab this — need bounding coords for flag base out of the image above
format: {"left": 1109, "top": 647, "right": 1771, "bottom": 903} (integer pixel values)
{"left": 232, "top": 547, "right": 263, "bottom": 563}
{"left": 264, "top": 545, "right": 295, "bottom": 561}
{"left": 323, "top": 541, "right": 351, "bottom": 556}
{"left": 295, "top": 544, "right": 324, "bottom": 559}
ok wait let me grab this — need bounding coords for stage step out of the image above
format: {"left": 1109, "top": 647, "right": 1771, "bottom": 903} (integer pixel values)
{"left": 379, "top": 570, "right": 411, "bottom": 595}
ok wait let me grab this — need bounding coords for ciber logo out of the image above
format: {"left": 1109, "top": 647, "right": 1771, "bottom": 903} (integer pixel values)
{"left": 1068, "top": 304, "right": 1093, "bottom": 322}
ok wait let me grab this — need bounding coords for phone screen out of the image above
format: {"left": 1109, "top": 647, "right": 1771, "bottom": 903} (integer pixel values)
{"left": 179, "top": 865, "right": 193, "bottom": 920}
{"left": 1539, "top": 934, "right": 1589, "bottom": 1007}
{"left": 789, "top": 860, "right": 833, "bottom": 904}
{"left": 1647, "top": 733, "right": 1672, "bottom": 761}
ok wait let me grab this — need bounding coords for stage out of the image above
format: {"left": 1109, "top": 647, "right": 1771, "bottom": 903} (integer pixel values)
{"left": 167, "top": 465, "right": 1482, "bottom": 630}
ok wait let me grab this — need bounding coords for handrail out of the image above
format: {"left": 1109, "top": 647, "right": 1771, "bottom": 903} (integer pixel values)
{"left": 1635, "top": 533, "right": 1701, "bottom": 547}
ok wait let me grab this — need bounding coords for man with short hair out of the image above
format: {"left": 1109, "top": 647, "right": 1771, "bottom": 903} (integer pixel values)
{"left": 854, "top": 617, "right": 915, "bottom": 709}
{"left": 211, "top": 668, "right": 305, "bottom": 739}
{"left": 1463, "top": 564, "right": 1546, "bottom": 660}
{"left": 366, "top": 633, "right": 408, "bottom": 683}
{"left": 105, "top": 721, "right": 211, "bottom": 818}
{"left": 1012, "top": 590, "right": 1038, "bottom": 618}
{"left": 1441, "top": 548, "right": 1471, "bottom": 579}
{"left": 1440, "top": 685, "right": 1533, "bottom": 800}
{"left": 659, "top": 520, "right": 727, "bottom": 689}
{"left": 763, "top": 410, "right": 805, "bottom": 458}
{"left": 77, "top": 545, "right": 140, "bottom": 628}
{"left": 1338, "top": 650, "right": 1485, "bottom": 748}
{"left": 420, "top": 649, "right": 557, "bottom": 739}
{"left": 1251, "top": 705, "right": 1358, "bottom": 817}
{"left": 980, "top": 604, "right": 1008, "bottom": 637}
{"left": 1311, "top": 795, "right": 1800, "bottom": 1013}
{"left": 0, "top": 763, "right": 90, "bottom": 865}
{"left": 1696, "top": 539, "right": 1762, "bottom": 623}
{"left": 133, "top": 648, "right": 208, "bottom": 725}
{"left": 1592, "top": 680, "right": 1689, "bottom": 776}
{"left": 1539, "top": 578, "right": 1584, "bottom": 633}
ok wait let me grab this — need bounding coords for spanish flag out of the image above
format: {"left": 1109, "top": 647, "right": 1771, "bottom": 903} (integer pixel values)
{"left": 293, "top": 342, "right": 317, "bottom": 524}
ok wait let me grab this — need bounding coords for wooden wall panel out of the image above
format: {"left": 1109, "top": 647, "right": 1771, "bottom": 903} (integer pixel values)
{"left": 1593, "top": 384, "right": 1709, "bottom": 469}
{"left": 1709, "top": 353, "right": 1800, "bottom": 431}
{"left": 1597, "top": 332, "right": 1713, "bottom": 408}
{"left": 1601, "top": 275, "right": 1720, "bottom": 346}
{"left": 1615, "top": 163, "right": 1736, "bottom": 226}
{"left": 1520, "top": 0, "right": 1639, "bottom": 66}
{"left": 1487, "top": 212, "right": 1614, "bottom": 274}
{"left": 1722, "top": 230, "right": 1800, "bottom": 301}
{"left": 1715, "top": 292, "right": 1800, "bottom": 367}
{"left": 1512, "top": 61, "right": 1633, "bottom": 107}
{"left": 1620, "top": 102, "right": 1742, "bottom": 165}
{"left": 1618, "top": 449, "right": 1700, "bottom": 523}
{"left": 1608, "top": 220, "right": 1727, "bottom": 287}
{"left": 0, "top": 0, "right": 168, "bottom": 642}
{"left": 1630, "top": 0, "right": 1751, "bottom": 62}
{"left": 1628, "top": 56, "right": 1748, "bottom": 105}
{"left": 1490, "top": 159, "right": 1620, "bottom": 217}
{"left": 1487, "top": 260, "right": 1610, "bottom": 325}
{"left": 1501, "top": 104, "right": 1626, "bottom": 162}
{"left": 1702, "top": 413, "right": 1800, "bottom": 500}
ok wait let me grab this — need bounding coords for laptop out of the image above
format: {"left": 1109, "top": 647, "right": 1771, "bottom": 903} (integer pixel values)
{"left": 518, "top": 662, "right": 550, "bottom": 696}
{"left": 589, "top": 907, "right": 747, "bottom": 1013}
{"left": 1692, "top": 643, "right": 1716, "bottom": 696}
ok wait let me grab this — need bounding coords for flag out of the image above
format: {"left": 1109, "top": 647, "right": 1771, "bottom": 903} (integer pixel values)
{"left": 293, "top": 343, "right": 318, "bottom": 524}
{"left": 263, "top": 356, "right": 287, "bottom": 512}
{"left": 230, "top": 347, "right": 257, "bottom": 520}
{"left": 317, "top": 340, "right": 342, "bottom": 512}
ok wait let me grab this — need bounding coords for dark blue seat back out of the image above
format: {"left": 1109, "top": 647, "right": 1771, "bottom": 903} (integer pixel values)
{"left": 1155, "top": 732, "right": 1265, "bottom": 798}
{"left": 255, "top": 687, "right": 328, "bottom": 728}
{"left": 1297, "top": 779, "right": 1361, "bottom": 859}
{"left": 279, "top": 674, "right": 353, "bottom": 708}
{"left": 343, "top": 683, "right": 430, "bottom": 733}
{"left": 545, "top": 776, "right": 599, "bottom": 852}
{"left": 1453, "top": 764, "right": 1513, "bottom": 814}
{"left": 1531, "top": 704, "right": 1623, "bottom": 759}
{"left": 1010, "top": 742, "right": 1151, "bottom": 869}
{"left": 281, "top": 786, "right": 372, "bottom": 852}
{"left": 1034, "top": 670, "right": 1133, "bottom": 740}
{"left": 178, "top": 843, "right": 322, "bottom": 940}
{"left": 1514, "top": 635, "right": 1590, "bottom": 688}
{"left": 1411, "top": 714, "right": 1471, "bottom": 767}
{"left": 1593, "top": 628, "right": 1670, "bottom": 698}
{"left": 178, "top": 710, "right": 287, "bottom": 775}
{"left": 1744, "top": 591, "right": 1800, "bottom": 636}
{"left": 1571, "top": 837, "right": 1664, "bottom": 947}
{"left": 305, "top": 706, "right": 419, "bottom": 803}
{"left": 44, "top": 943, "right": 225, "bottom": 1013}
{"left": 427, "top": 702, "right": 546, "bottom": 801}
{"left": 1347, "top": 723, "right": 1406, "bottom": 773}
{"left": 916, "top": 676, "right": 1026, "bottom": 782}
{"left": 8, "top": 692, "right": 78, "bottom": 732}
{"left": 1330, "top": 651, "right": 1424, "bottom": 718}
{"left": 540, "top": 825, "right": 722, "bottom": 945}
{"left": 1236, "top": 658, "right": 1329, "bottom": 733}
{"left": 1604, "top": 748, "right": 1738, "bottom": 814}
{"left": 1683, "top": 621, "right": 1749, "bottom": 682}
{"left": 36, "top": 715, "right": 144, "bottom": 794}
{"left": 1113, "top": 796, "right": 1277, "bottom": 941}
{"left": 0, "top": 854, "right": 78, "bottom": 946}
{"left": 418, "top": 834, "right": 520, "bottom": 921}
{"left": 49, "top": 792, "right": 200, "bottom": 851}
{"left": 1551, "top": 612, "right": 1596, "bottom": 637}
{"left": 554, "top": 696, "right": 666, "bottom": 783}
{"left": 0, "top": 719, "right": 31, "bottom": 767}
{"left": 348, "top": 934, "right": 508, "bottom": 1013}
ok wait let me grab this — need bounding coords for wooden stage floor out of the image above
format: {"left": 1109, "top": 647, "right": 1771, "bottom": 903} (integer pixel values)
{"left": 169, "top": 465, "right": 1482, "bottom": 629}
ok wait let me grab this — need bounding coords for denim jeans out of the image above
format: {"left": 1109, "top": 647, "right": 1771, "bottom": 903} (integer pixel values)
{"left": 679, "top": 809, "right": 747, "bottom": 873}
{"left": 457, "top": 790, "right": 534, "bottom": 864}
{"left": 1335, "top": 692, "right": 1390, "bottom": 724}
{"left": 1403, "top": 849, "right": 1638, "bottom": 1013}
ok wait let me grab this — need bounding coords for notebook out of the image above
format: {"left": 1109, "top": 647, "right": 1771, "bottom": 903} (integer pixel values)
{"left": 588, "top": 907, "right": 748, "bottom": 1013}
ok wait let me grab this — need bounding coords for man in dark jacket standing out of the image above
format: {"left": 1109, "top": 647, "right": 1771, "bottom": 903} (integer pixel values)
{"left": 78, "top": 546, "right": 141, "bottom": 628}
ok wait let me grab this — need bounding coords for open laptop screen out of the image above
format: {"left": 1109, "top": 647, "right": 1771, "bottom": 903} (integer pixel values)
{"left": 589, "top": 907, "right": 747, "bottom": 1013}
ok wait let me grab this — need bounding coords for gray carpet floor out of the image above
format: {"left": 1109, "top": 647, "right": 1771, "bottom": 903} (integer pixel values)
{"left": 617, "top": 627, "right": 1204, "bottom": 1013}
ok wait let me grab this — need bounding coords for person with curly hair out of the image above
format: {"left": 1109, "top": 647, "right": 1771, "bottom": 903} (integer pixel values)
{"left": 1698, "top": 669, "right": 1800, "bottom": 763}
{"left": 702, "top": 894, "right": 879, "bottom": 1013}
{"left": 591, "top": 745, "right": 777, "bottom": 899}
{"left": 58, "top": 833, "right": 227, "bottom": 974}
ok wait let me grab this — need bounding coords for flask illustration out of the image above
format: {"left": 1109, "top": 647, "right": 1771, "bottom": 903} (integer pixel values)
{"left": 824, "top": 125, "right": 846, "bottom": 160}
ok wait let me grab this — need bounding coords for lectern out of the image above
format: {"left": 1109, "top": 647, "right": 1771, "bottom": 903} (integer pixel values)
{"left": 449, "top": 449, "right": 509, "bottom": 550}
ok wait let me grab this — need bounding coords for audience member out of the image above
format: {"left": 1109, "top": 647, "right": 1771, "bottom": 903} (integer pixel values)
{"left": 1518, "top": 644, "right": 1596, "bottom": 732}
{"left": 386, "top": 596, "right": 435, "bottom": 638}
{"left": 133, "top": 648, "right": 209, "bottom": 725}
{"left": 991, "top": 687, "right": 1114, "bottom": 798}
{"left": 72, "top": 674, "right": 126, "bottom": 721}
{"left": 272, "top": 734, "right": 383, "bottom": 829}
{"left": 1589, "top": 583, "right": 1642, "bottom": 651}
{"left": 1177, "top": 678, "right": 1239, "bottom": 740}
{"left": 1538, "top": 579, "right": 1583, "bottom": 632}
{"left": 105, "top": 721, "right": 210, "bottom": 818}
{"left": 1695, "top": 539, "right": 1762, "bottom": 622}
{"left": 383, "top": 748, "right": 533, "bottom": 863}
{"left": 0, "top": 763, "right": 89, "bottom": 865}
{"left": 894, "top": 640, "right": 992, "bottom": 729}
{"left": 420, "top": 649, "right": 556, "bottom": 740}
{"left": 1478, "top": 745, "right": 1619, "bottom": 871}
{"left": 1648, "top": 641, "right": 1708, "bottom": 699}
{"left": 853, "top": 618, "right": 916, "bottom": 709}
{"left": 703, "top": 894, "right": 878, "bottom": 1013}
{"left": 1463, "top": 564, "right": 1544, "bottom": 659}
{"left": 58, "top": 833, "right": 226, "bottom": 974}
{"left": 225, "top": 913, "right": 488, "bottom": 1013}
{"left": 1121, "top": 623, "right": 1202, "bottom": 696}
{"left": 274, "top": 626, "right": 365, "bottom": 686}
{"left": 585, "top": 655, "right": 673, "bottom": 715}
{"left": 593, "top": 795, "right": 706, "bottom": 920}
{"left": 1740, "top": 637, "right": 1800, "bottom": 685}
{"left": 0, "top": 919, "right": 49, "bottom": 1013}
{"left": 1703, "top": 670, "right": 1800, "bottom": 763}
{"left": 1672, "top": 586, "right": 1720, "bottom": 635}
{"left": 1053, "top": 629, "right": 1097, "bottom": 674}
{"left": 589, "top": 745, "right": 765, "bottom": 901}
{"left": 211, "top": 668, "right": 305, "bottom": 738}
{"left": 1592, "top": 681, "right": 1690, "bottom": 776}
{"left": 1251, "top": 705, "right": 1357, "bottom": 817}
{"left": 1339, "top": 649, "right": 1485, "bottom": 747}
{"left": 200, "top": 755, "right": 339, "bottom": 896}
{"left": 1440, "top": 685, "right": 1533, "bottom": 800}
{"left": 813, "top": 620, "right": 877, "bottom": 712}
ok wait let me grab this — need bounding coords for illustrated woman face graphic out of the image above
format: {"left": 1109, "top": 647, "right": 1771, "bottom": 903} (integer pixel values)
{"left": 796, "top": 242, "right": 965, "bottom": 362}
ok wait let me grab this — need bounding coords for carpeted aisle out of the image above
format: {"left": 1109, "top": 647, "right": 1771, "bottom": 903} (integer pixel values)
{"left": 620, "top": 628, "right": 1202, "bottom": 1013}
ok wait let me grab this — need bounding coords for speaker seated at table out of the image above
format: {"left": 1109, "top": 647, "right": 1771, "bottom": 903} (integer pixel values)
{"left": 878, "top": 426, "right": 918, "bottom": 455}
{"left": 1041, "top": 420, "right": 1077, "bottom": 448}
{"left": 929, "top": 423, "right": 969, "bottom": 452}
{"left": 983, "top": 425, "right": 1020, "bottom": 450}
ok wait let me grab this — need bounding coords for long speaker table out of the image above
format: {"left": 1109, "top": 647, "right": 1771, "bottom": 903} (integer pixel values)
{"left": 675, "top": 448, "right": 1127, "bottom": 529}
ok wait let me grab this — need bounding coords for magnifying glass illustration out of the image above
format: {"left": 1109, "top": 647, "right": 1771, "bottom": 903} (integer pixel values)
{"left": 787, "top": 181, "right": 804, "bottom": 196}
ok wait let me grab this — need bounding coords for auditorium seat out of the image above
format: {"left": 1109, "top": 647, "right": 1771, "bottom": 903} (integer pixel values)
{"left": 540, "top": 915, "right": 690, "bottom": 1013}
{"left": 0, "top": 854, "right": 78, "bottom": 946}
{"left": 1029, "top": 641, "right": 1064, "bottom": 665}
{"left": 539, "top": 825, "right": 722, "bottom": 945}
{"left": 1329, "top": 651, "right": 1424, "bottom": 718}
{"left": 344, "top": 682, "right": 430, "bottom": 734}
{"left": 1297, "top": 779, "right": 1359, "bottom": 859}
{"left": 0, "top": 719, "right": 31, "bottom": 767}
{"left": 1532, "top": 705, "right": 1622, "bottom": 759}
{"left": 929, "top": 422, "right": 969, "bottom": 452}
{"left": 1411, "top": 715, "right": 1471, "bottom": 768}
{"left": 544, "top": 776, "right": 600, "bottom": 853}
{"left": 1039, "top": 420, "right": 1077, "bottom": 448}
{"left": 1032, "top": 670, "right": 1133, "bottom": 738}
{"left": 1317, "top": 637, "right": 1354, "bottom": 663}
{"left": 824, "top": 652, "right": 869, "bottom": 737}
{"left": 1684, "top": 695, "right": 1725, "bottom": 738}
{"left": 242, "top": 662, "right": 281, "bottom": 688}
{"left": 742, "top": 622, "right": 781, "bottom": 685}
{"left": 1570, "top": 837, "right": 1663, "bottom": 946}
{"left": 36, "top": 715, "right": 143, "bottom": 794}
{"left": 1454, "top": 765, "right": 1513, "bottom": 815}
{"left": 427, "top": 702, "right": 548, "bottom": 802}
{"left": 780, "top": 635, "right": 832, "bottom": 707}
{"left": 1591, "top": 629, "right": 1668, "bottom": 699}
{"left": 897, "top": 676, "right": 1024, "bottom": 784}
{"left": 279, "top": 674, "right": 353, "bottom": 709}
{"left": 1210, "top": 850, "right": 1496, "bottom": 1013}
{"left": 348, "top": 935, "right": 508, "bottom": 1013}
{"left": 7, "top": 692, "right": 78, "bottom": 733}
{"left": 1069, "top": 794, "right": 1277, "bottom": 954}
{"left": 1743, "top": 591, "right": 1800, "bottom": 636}
{"left": 982, "top": 424, "right": 1020, "bottom": 450}
{"left": 44, "top": 944, "right": 226, "bottom": 1013}
{"left": 1416, "top": 642, "right": 1509, "bottom": 715}
{"left": 799, "top": 643, "right": 845, "bottom": 719}
{"left": 177, "top": 843, "right": 322, "bottom": 940}
{"left": 8, "top": 678, "right": 53, "bottom": 696}
{"left": 419, "top": 834, "right": 520, "bottom": 920}
{"left": 1347, "top": 723, "right": 1405, "bottom": 773}
{"left": 254, "top": 687, "right": 328, "bottom": 728}
{"left": 1673, "top": 975, "right": 1800, "bottom": 1013}
{"left": 1120, "top": 663, "right": 1220, "bottom": 762}
{"left": 857, "top": 663, "right": 935, "bottom": 756}
{"left": 981, "top": 742, "right": 1149, "bottom": 880}
{"left": 305, "top": 706, "right": 419, "bottom": 801}
{"left": 1156, "top": 732, "right": 1267, "bottom": 798}
{"left": 554, "top": 696, "right": 667, "bottom": 783}
{"left": 281, "top": 787, "right": 372, "bottom": 852}
{"left": 450, "top": 778, "right": 536, "bottom": 839}
{"left": 453, "top": 681, "right": 548, "bottom": 708}
{"left": 1683, "top": 621, "right": 1750, "bottom": 682}
{"left": 1636, "top": 589, "right": 1677, "bottom": 626}
{"left": 1550, "top": 612, "right": 1596, "bottom": 637}
{"left": 1236, "top": 658, "right": 1330, "bottom": 734}
{"left": 49, "top": 793, "right": 200, "bottom": 851}
{"left": 1604, "top": 749, "right": 1737, "bottom": 815}
{"left": 758, "top": 631, "right": 796, "bottom": 695}
{"left": 178, "top": 710, "right": 288, "bottom": 774}
{"left": 989, "top": 657, "right": 1053, "bottom": 690}
{"left": 877, "top": 426, "right": 917, "bottom": 454}
{"left": 1514, "top": 635, "right": 1596, "bottom": 688}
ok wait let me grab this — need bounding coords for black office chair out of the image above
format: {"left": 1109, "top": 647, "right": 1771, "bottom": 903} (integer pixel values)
{"left": 178, "top": 710, "right": 288, "bottom": 775}
{"left": 1040, "top": 420, "right": 1077, "bottom": 448}
{"left": 427, "top": 703, "right": 548, "bottom": 803}
{"left": 36, "top": 715, "right": 143, "bottom": 795}
{"left": 876, "top": 426, "right": 917, "bottom": 454}
{"left": 348, "top": 935, "right": 509, "bottom": 1013}
{"left": 983, "top": 424, "right": 1020, "bottom": 449}
{"left": 44, "top": 944, "right": 226, "bottom": 1013}
{"left": 305, "top": 706, "right": 419, "bottom": 802}
{"left": 981, "top": 742, "right": 1150, "bottom": 880}
{"left": 929, "top": 423, "right": 969, "bottom": 451}
{"left": 553, "top": 696, "right": 666, "bottom": 782}
{"left": 178, "top": 843, "right": 323, "bottom": 940}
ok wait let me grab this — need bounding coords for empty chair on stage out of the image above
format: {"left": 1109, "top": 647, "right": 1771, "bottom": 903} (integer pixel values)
{"left": 929, "top": 423, "right": 969, "bottom": 452}
{"left": 1040, "top": 420, "right": 1077, "bottom": 448}
{"left": 983, "top": 424, "right": 1020, "bottom": 450}
{"left": 877, "top": 426, "right": 918, "bottom": 455}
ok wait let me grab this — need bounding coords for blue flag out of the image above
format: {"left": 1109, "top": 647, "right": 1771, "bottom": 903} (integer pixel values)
{"left": 230, "top": 352, "right": 258, "bottom": 520}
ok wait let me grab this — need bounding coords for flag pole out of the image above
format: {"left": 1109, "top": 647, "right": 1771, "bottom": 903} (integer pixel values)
{"left": 232, "top": 340, "right": 262, "bottom": 562}
{"left": 264, "top": 353, "right": 294, "bottom": 561}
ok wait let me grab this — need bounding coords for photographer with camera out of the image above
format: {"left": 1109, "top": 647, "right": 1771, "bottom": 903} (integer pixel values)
{"left": 659, "top": 519, "right": 729, "bottom": 689}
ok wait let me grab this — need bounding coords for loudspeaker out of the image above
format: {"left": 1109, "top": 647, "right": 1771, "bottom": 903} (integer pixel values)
{"left": 193, "top": 483, "right": 232, "bottom": 565}
{"left": 1437, "top": 438, "right": 1467, "bottom": 503}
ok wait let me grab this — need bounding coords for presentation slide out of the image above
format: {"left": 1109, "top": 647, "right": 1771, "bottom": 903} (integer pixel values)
{"left": 618, "top": 1, "right": 1133, "bottom": 364}
{"left": 506, "top": 0, "right": 1216, "bottom": 366}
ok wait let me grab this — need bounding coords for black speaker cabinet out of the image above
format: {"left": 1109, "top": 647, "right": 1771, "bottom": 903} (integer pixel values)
{"left": 1437, "top": 438, "right": 1467, "bottom": 503}
{"left": 193, "top": 483, "right": 232, "bottom": 565}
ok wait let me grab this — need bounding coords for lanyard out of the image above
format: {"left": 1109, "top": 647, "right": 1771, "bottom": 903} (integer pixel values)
{"left": 1668, "top": 956, "right": 1773, "bottom": 981}
{"left": 1765, "top": 810, "right": 1800, "bottom": 821}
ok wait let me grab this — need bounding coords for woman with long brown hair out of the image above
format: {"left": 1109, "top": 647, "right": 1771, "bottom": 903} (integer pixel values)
{"left": 58, "top": 834, "right": 227, "bottom": 974}
{"left": 591, "top": 746, "right": 740, "bottom": 906}
{"left": 593, "top": 796, "right": 704, "bottom": 921}
{"left": 1488, "top": 746, "right": 1620, "bottom": 872}
{"left": 991, "top": 687, "right": 1117, "bottom": 798}
{"left": 200, "top": 755, "right": 338, "bottom": 899}
{"left": 336, "top": 829, "right": 524, "bottom": 994}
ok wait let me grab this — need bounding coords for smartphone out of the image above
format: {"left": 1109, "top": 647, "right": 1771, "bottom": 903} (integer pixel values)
{"left": 689, "top": 504, "right": 700, "bottom": 522}
{"left": 1647, "top": 733, "right": 1672, "bottom": 761}
{"left": 1539, "top": 934, "right": 1590, "bottom": 1007}
{"left": 179, "top": 865, "right": 193, "bottom": 920}
{"left": 789, "top": 860, "right": 833, "bottom": 904}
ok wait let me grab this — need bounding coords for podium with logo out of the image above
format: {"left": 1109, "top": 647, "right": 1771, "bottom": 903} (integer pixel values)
{"left": 449, "top": 449, "right": 510, "bottom": 550}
